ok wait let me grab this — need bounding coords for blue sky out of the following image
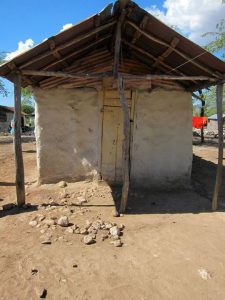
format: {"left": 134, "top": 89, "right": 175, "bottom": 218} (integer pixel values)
{"left": 0, "top": 0, "right": 224, "bottom": 106}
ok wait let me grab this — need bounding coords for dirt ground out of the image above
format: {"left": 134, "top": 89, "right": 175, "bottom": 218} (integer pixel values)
{"left": 1, "top": 137, "right": 225, "bottom": 300}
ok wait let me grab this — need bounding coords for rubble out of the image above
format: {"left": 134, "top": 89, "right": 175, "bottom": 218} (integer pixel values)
{"left": 109, "top": 226, "right": 121, "bottom": 237}
{"left": 40, "top": 234, "right": 52, "bottom": 244}
{"left": 29, "top": 220, "right": 38, "bottom": 227}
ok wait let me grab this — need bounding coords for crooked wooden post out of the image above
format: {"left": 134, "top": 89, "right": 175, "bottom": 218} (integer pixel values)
{"left": 212, "top": 83, "right": 224, "bottom": 211}
{"left": 13, "top": 72, "right": 26, "bottom": 207}
{"left": 113, "top": 6, "right": 130, "bottom": 213}
{"left": 118, "top": 76, "right": 130, "bottom": 213}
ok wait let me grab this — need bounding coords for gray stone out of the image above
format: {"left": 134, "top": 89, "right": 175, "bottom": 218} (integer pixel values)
{"left": 83, "top": 235, "right": 95, "bottom": 245}
{"left": 57, "top": 216, "right": 69, "bottom": 227}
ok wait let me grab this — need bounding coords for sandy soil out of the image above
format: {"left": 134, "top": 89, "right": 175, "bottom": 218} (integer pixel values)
{"left": 1, "top": 139, "right": 225, "bottom": 300}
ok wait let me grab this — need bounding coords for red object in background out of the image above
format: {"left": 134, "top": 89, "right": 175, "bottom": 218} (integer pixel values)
{"left": 192, "top": 117, "right": 207, "bottom": 129}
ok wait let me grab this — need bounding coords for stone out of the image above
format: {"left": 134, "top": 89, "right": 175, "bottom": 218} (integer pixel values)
{"left": 75, "top": 228, "right": 80, "bottom": 234}
{"left": 40, "top": 234, "right": 52, "bottom": 244}
{"left": 73, "top": 263, "right": 78, "bottom": 268}
{"left": 118, "top": 224, "right": 125, "bottom": 230}
{"left": 58, "top": 181, "right": 67, "bottom": 188}
{"left": 57, "top": 216, "right": 69, "bottom": 227}
{"left": 113, "top": 210, "right": 120, "bottom": 217}
{"left": 77, "top": 196, "right": 87, "bottom": 205}
{"left": 2, "top": 203, "right": 15, "bottom": 211}
{"left": 29, "top": 220, "right": 38, "bottom": 227}
{"left": 111, "top": 239, "right": 122, "bottom": 247}
{"left": 112, "top": 235, "right": 120, "bottom": 240}
{"left": 40, "top": 229, "right": 46, "bottom": 234}
{"left": 80, "top": 227, "right": 88, "bottom": 235}
{"left": 36, "top": 287, "right": 47, "bottom": 298}
{"left": 101, "top": 233, "right": 108, "bottom": 241}
{"left": 89, "top": 233, "right": 96, "bottom": 239}
{"left": 83, "top": 235, "right": 95, "bottom": 245}
{"left": 105, "top": 223, "right": 113, "bottom": 230}
{"left": 31, "top": 268, "right": 38, "bottom": 275}
{"left": 38, "top": 215, "right": 45, "bottom": 222}
{"left": 43, "top": 219, "right": 56, "bottom": 226}
{"left": 109, "top": 226, "right": 121, "bottom": 237}
{"left": 65, "top": 227, "right": 74, "bottom": 234}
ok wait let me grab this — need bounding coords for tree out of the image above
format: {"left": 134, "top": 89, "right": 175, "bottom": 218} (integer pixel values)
{"left": 201, "top": 17, "right": 225, "bottom": 116}
{"left": 0, "top": 52, "right": 8, "bottom": 97}
{"left": 203, "top": 19, "right": 225, "bottom": 58}
{"left": 21, "top": 88, "right": 34, "bottom": 114}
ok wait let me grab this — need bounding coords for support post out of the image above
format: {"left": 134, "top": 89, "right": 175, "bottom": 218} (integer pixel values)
{"left": 13, "top": 72, "right": 26, "bottom": 207}
{"left": 199, "top": 91, "right": 205, "bottom": 143}
{"left": 118, "top": 76, "right": 130, "bottom": 213}
{"left": 212, "top": 84, "right": 224, "bottom": 211}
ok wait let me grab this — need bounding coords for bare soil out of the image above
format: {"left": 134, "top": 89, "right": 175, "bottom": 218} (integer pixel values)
{"left": 1, "top": 138, "right": 225, "bottom": 300}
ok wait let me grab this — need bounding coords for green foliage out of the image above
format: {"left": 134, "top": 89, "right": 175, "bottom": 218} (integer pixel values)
{"left": 21, "top": 88, "right": 34, "bottom": 114}
{"left": 203, "top": 19, "right": 225, "bottom": 58}
{"left": 0, "top": 52, "right": 8, "bottom": 97}
{"left": 21, "top": 104, "right": 34, "bottom": 114}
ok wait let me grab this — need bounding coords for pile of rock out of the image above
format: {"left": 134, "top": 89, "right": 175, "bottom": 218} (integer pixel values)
{"left": 29, "top": 215, "right": 125, "bottom": 247}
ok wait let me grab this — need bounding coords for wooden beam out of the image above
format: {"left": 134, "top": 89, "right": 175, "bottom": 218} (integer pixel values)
{"left": 48, "top": 38, "right": 69, "bottom": 68}
{"left": 212, "top": 84, "right": 224, "bottom": 211}
{"left": 19, "top": 21, "right": 116, "bottom": 70}
{"left": 126, "top": 20, "right": 222, "bottom": 78}
{"left": 118, "top": 76, "right": 130, "bottom": 213}
{"left": 21, "top": 70, "right": 106, "bottom": 79}
{"left": 152, "top": 37, "right": 180, "bottom": 68}
{"left": 13, "top": 73, "right": 26, "bottom": 207}
{"left": 113, "top": 9, "right": 126, "bottom": 77}
{"left": 131, "top": 15, "right": 149, "bottom": 44}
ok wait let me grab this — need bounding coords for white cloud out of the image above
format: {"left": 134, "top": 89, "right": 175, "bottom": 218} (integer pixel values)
{"left": 60, "top": 23, "right": 73, "bottom": 32}
{"left": 5, "top": 39, "right": 34, "bottom": 61}
{"left": 146, "top": 0, "right": 225, "bottom": 45}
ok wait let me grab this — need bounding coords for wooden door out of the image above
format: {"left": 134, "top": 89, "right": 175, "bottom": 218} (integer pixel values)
{"left": 101, "top": 90, "right": 133, "bottom": 184}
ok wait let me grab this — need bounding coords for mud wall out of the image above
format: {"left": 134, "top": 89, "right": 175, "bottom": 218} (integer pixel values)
{"left": 34, "top": 87, "right": 99, "bottom": 184}
{"left": 131, "top": 89, "right": 193, "bottom": 188}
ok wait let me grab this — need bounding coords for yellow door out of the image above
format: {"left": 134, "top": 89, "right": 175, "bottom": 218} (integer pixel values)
{"left": 101, "top": 106, "right": 123, "bottom": 183}
{"left": 101, "top": 91, "right": 133, "bottom": 184}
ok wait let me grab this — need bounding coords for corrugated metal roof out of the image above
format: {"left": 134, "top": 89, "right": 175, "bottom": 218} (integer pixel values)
{"left": 0, "top": 1, "right": 224, "bottom": 91}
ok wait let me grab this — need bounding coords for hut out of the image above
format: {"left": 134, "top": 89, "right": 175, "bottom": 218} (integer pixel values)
{"left": 207, "top": 114, "right": 225, "bottom": 135}
{"left": 0, "top": 0, "right": 224, "bottom": 211}
{"left": 0, "top": 105, "right": 25, "bottom": 133}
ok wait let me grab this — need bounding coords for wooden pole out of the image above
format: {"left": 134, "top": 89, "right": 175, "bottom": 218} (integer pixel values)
{"left": 13, "top": 72, "right": 26, "bottom": 207}
{"left": 212, "top": 84, "right": 224, "bottom": 211}
{"left": 118, "top": 76, "right": 130, "bottom": 213}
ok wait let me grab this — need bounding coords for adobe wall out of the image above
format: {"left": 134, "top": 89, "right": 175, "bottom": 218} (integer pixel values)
{"left": 34, "top": 87, "right": 100, "bottom": 184}
{"left": 131, "top": 89, "right": 193, "bottom": 188}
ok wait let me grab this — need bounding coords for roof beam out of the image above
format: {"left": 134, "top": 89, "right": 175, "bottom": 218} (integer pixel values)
{"left": 126, "top": 20, "right": 222, "bottom": 78}
{"left": 48, "top": 38, "right": 69, "bottom": 68}
{"left": 152, "top": 37, "right": 180, "bottom": 68}
{"left": 113, "top": 9, "right": 126, "bottom": 77}
{"left": 131, "top": 15, "right": 149, "bottom": 44}
{"left": 21, "top": 69, "right": 217, "bottom": 81}
{"left": 17, "top": 21, "right": 116, "bottom": 70}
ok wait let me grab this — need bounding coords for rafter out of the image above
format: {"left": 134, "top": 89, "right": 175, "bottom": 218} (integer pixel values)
{"left": 152, "top": 37, "right": 180, "bottom": 69}
{"left": 126, "top": 20, "right": 223, "bottom": 78}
